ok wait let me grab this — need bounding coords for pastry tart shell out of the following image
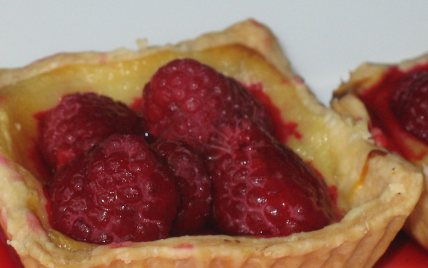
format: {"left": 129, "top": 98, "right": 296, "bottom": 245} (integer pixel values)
{"left": 332, "top": 53, "right": 428, "bottom": 250}
{"left": 0, "top": 19, "right": 423, "bottom": 268}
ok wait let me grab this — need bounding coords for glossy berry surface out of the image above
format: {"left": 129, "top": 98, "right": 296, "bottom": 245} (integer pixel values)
{"left": 142, "top": 58, "right": 273, "bottom": 150}
{"left": 40, "top": 92, "right": 145, "bottom": 171}
{"left": 47, "top": 134, "right": 179, "bottom": 244}
{"left": 204, "top": 119, "right": 336, "bottom": 236}
{"left": 151, "top": 139, "right": 212, "bottom": 236}
{"left": 391, "top": 71, "right": 428, "bottom": 144}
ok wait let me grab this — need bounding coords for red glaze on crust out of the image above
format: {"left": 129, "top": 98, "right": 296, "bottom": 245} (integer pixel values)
{"left": 0, "top": 227, "right": 24, "bottom": 268}
{"left": 246, "top": 83, "right": 302, "bottom": 143}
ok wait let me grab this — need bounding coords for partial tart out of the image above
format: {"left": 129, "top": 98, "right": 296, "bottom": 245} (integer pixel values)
{"left": 0, "top": 19, "right": 422, "bottom": 268}
{"left": 332, "top": 53, "right": 428, "bottom": 249}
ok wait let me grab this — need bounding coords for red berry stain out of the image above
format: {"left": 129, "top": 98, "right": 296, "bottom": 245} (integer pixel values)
{"left": 0, "top": 93, "right": 9, "bottom": 103}
{"left": 374, "top": 232, "right": 428, "bottom": 268}
{"left": 359, "top": 63, "right": 428, "bottom": 162}
{"left": 33, "top": 110, "right": 54, "bottom": 180}
{"left": 245, "top": 83, "right": 302, "bottom": 144}
{"left": 28, "top": 141, "right": 52, "bottom": 182}
{"left": 0, "top": 227, "right": 24, "bottom": 268}
{"left": 129, "top": 96, "right": 144, "bottom": 114}
{"left": 174, "top": 244, "right": 194, "bottom": 249}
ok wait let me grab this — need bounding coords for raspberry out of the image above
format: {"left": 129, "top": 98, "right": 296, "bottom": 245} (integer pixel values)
{"left": 142, "top": 58, "right": 273, "bottom": 150}
{"left": 204, "top": 119, "right": 336, "bottom": 236}
{"left": 40, "top": 92, "right": 145, "bottom": 171}
{"left": 151, "top": 139, "right": 212, "bottom": 236}
{"left": 391, "top": 71, "right": 428, "bottom": 143}
{"left": 47, "top": 134, "right": 179, "bottom": 244}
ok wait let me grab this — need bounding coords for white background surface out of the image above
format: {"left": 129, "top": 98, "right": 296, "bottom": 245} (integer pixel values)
{"left": 1, "top": 1, "right": 428, "bottom": 104}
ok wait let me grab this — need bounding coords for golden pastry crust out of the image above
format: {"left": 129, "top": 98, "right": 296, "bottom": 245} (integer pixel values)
{"left": 0, "top": 19, "right": 423, "bottom": 268}
{"left": 332, "top": 53, "right": 428, "bottom": 249}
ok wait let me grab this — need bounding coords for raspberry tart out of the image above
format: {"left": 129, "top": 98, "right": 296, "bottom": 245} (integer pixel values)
{"left": 332, "top": 53, "right": 428, "bottom": 250}
{"left": 0, "top": 19, "right": 423, "bottom": 267}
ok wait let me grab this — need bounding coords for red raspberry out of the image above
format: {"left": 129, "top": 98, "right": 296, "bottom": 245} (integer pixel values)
{"left": 204, "top": 119, "right": 336, "bottom": 236}
{"left": 391, "top": 71, "right": 428, "bottom": 143}
{"left": 151, "top": 139, "right": 212, "bottom": 236}
{"left": 142, "top": 58, "right": 273, "bottom": 150}
{"left": 40, "top": 92, "right": 145, "bottom": 171}
{"left": 47, "top": 134, "right": 179, "bottom": 244}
